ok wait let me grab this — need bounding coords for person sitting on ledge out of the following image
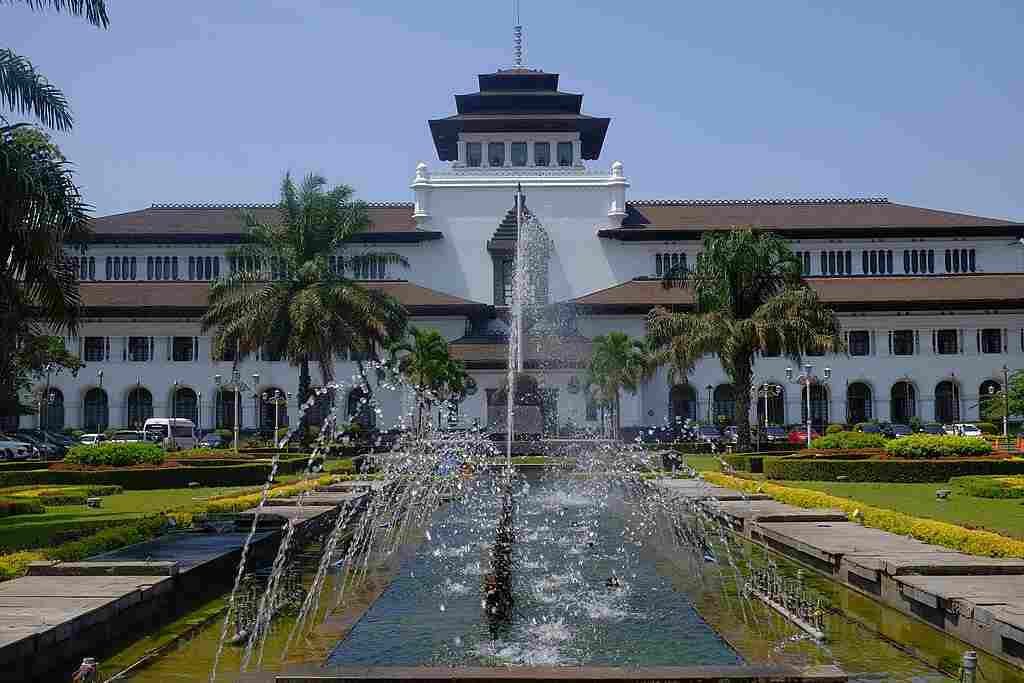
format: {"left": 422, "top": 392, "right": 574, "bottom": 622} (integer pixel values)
{"left": 606, "top": 576, "right": 621, "bottom": 588}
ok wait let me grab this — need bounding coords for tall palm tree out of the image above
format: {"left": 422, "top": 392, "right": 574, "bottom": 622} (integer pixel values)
{"left": 389, "top": 326, "right": 469, "bottom": 433}
{"left": 201, "top": 172, "right": 409, "bottom": 437}
{"left": 0, "top": 126, "right": 89, "bottom": 416}
{"left": 647, "top": 229, "right": 843, "bottom": 451}
{"left": 585, "top": 332, "right": 655, "bottom": 438}
{"left": 1, "top": 1, "right": 109, "bottom": 132}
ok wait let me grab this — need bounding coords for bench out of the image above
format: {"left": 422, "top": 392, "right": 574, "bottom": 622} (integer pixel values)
{"left": 86, "top": 497, "right": 102, "bottom": 508}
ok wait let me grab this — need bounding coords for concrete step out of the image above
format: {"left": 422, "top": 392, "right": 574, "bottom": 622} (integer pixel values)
{"left": 26, "top": 561, "right": 178, "bottom": 577}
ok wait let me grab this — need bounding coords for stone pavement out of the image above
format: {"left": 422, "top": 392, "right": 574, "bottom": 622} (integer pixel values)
{"left": 652, "top": 477, "right": 1024, "bottom": 671}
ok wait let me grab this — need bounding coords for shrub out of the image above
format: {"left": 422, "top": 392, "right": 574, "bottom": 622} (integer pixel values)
{"left": 0, "top": 497, "right": 45, "bottom": 517}
{"left": 885, "top": 435, "right": 993, "bottom": 459}
{"left": 952, "top": 476, "right": 1024, "bottom": 499}
{"left": 214, "top": 429, "right": 234, "bottom": 441}
{"left": 65, "top": 442, "right": 165, "bottom": 467}
{"left": 976, "top": 422, "right": 998, "bottom": 435}
{"left": 810, "top": 431, "right": 886, "bottom": 450}
{"left": 205, "top": 478, "right": 325, "bottom": 514}
{"left": 47, "top": 515, "right": 169, "bottom": 562}
{"left": 8, "top": 485, "right": 123, "bottom": 506}
{"left": 0, "top": 551, "right": 47, "bottom": 581}
{"left": 704, "top": 472, "right": 1024, "bottom": 558}
{"left": 763, "top": 457, "right": 1024, "bottom": 483}
{"left": 0, "top": 458, "right": 311, "bottom": 490}
{"left": 723, "top": 454, "right": 764, "bottom": 474}
{"left": 825, "top": 424, "right": 844, "bottom": 435}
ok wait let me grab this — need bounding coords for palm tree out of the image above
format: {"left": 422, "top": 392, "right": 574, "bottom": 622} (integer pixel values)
{"left": 647, "top": 228, "right": 843, "bottom": 451}
{"left": 2, "top": 1, "right": 109, "bottom": 132}
{"left": 0, "top": 126, "right": 90, "bottom": 417}
{"left": 389, "top": 327, "right": 469, "bottom": 433}
{"left": 201, "top": 172, "right": 409, "bottom": 438}
{"left": 585, "top": 332, "right": 655, "bottom": 438}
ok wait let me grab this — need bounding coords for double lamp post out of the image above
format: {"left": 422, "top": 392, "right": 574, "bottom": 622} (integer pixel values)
{"left": 786, "top": 364, "right": 831, "bottom": 448}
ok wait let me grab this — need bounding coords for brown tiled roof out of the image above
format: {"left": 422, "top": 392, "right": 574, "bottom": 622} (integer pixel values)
{"left": 450, "top": 335, "right": 593, "bottom": 369}
{"left": 79, "top": 280, "right": 486, "bottom": 314}
{"left": 574, "top": 275, "right": 1024, "bottom": 311}
{"left": 613, "top": 198, "right": 1020, "bottom": 234}
{"left": 89, "top": 203, "right": 418, "bottom": 238}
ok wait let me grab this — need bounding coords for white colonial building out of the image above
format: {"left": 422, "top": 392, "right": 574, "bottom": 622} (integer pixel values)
{"left": 19, "top": 66, "right": 1024, "bottom": 436}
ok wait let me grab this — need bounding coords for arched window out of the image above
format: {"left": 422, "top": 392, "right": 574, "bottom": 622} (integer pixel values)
{"left": 755, "top": 384, "right": 785, "bottom": 426}
{"left": 216, "top": 389, "right": 241, "bottom": 429}
{"left": 669, "top": 384, "right": 697, "bottom": 422}
{"left": 83, "top": 388, "right": 108, "bottom": 431}
{"left": 42, "top": 388, "right": 64, "bottom": 431}
{"left": 801, "top": 385, "right": 829, "bottom": 427}
{"left": 346, "top": 387, "right": 375, "bottom": 429}
{"left": 979, "top": 380, "right": 1001, "bottom": 420}
{"left": 174, "top": 387, "right": 198, "bottom": 424}
{"left": 713, "top": 384, "right": 736, "bottom": 424}
{"left": 126, "top": 387, "right": 153, "bottom": 428}
{"left": 890, "top": 382, "right": 916, "bottom": 423}
{"left": 259, "top": 388, "right": 290, "bottom": 432}
{"left": 846, "top": 382, "right": 872, "bottom": 424}
{"left": 935, "top": 381, "right": 960, "bottom": 423}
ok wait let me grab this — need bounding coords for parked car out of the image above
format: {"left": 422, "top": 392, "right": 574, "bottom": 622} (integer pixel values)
{"left": 198, "top": 433, "right": 228, "bottom": 449}
{"left": 886, "top": 423, "right": 913, "bottom": 438}
{"left": 952, "top": 423, "right": 983, "bottom": 438}
{"left": 917, "top": 423, "right": 946, "bottom": 435}
{"left": 788, "top": 428, "right": 821, "bottom": 444}
{"left": 0, "top": 438, "right": 34, "bottom": 461}
{"left": 107, "top": 430, "right": 149, "bottom": 443}
{"left": 857, "top": 423, "right": 884, "bottom": 434}
{"left": 722, "top": 426, "right": 739, "bottom": 444}
{"left": 696, "top": 425, "right": 722, "bottom": 444}
{"left": 78, "top": 433, "right": 107, "bottom": 446}
{"left": 761, "top": 425, "right": 788, "bottom": 442}
{"left": 11, "top": 430, "right": 62, "bottom": 459}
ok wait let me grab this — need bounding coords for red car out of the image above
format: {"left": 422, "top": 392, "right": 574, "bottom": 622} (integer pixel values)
{"left": 787, "top": 428, "right": 820, "bottom": 444}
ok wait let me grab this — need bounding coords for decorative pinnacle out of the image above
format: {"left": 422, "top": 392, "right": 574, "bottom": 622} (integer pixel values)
{"left": 512, "top": 0, "right": 522, "bottom": 67}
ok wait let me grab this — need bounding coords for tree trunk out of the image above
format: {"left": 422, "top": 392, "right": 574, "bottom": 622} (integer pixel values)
{"left": 732, "top": 355, "right": 754, "bottom": 452}
{"left": 614, "top": 392, "right": 622, "bottom": 440}
{"left": 298, "top": 356, "right": 312, "bottom": 447}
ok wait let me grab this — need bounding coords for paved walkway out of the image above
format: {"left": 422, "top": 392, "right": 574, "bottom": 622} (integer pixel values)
{"left": 652, "top": 477, "right": 1024, "bottom": 670}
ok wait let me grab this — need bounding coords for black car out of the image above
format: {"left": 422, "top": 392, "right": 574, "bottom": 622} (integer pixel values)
{"left": 888, "top": 423, "right": 913, "bottom": 438}
{"left": 918, "top": 423, "right": 945, "bottom": 435}
{"left": 198, "top": 433, "right": 228, "bottom": 449}
{"left": 13, "top": 430, "right": 64, "bottom": 458}
{"left": 857, "top": 423, "right": 884, "bottom": 434}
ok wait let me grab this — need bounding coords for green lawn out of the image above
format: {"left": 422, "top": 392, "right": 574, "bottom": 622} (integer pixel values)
{"left": 0, "top": 486, "right": 252, "bottom": 552}
{"left": 788, "top": 480, "right": 1024, "bottom": 541}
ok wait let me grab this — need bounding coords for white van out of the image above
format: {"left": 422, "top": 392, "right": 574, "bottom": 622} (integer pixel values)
{"left": 143, "top": 418, "right": 197, "bottom": 449}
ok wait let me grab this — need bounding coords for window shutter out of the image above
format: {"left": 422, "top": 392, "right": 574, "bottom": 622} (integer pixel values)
{"left": 888, "top": 331, "right": 893, "bottom": 355}
{"left": 167, "top": 336, "right": 172, "bottom": 361}
{"left": 914, "top": 331, "right": 920, "bottom": 354}
{"left": 1004, "top": 329, "right": 1008, "bottom": 353}
{"left": 932, "top": 330, "right": 936, "bottom": 354}
{"left": 976, "top": 330, "right": 981, "bottom": 354}
{"left": 122, "top": 336, "right": 127, "bottom": 362}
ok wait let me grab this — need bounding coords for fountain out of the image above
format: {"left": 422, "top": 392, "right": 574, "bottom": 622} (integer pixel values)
{"left": 100, "top": 191, "right": 1000, "bottom": 682}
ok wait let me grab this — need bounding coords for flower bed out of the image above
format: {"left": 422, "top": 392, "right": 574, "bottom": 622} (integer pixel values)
{"left": 0, "top": 497, "right": 44, "bottom": 517}
{"left": 704, "top": 472, "right": 1024, "bottom": 558}
{"left": 6, "top": 485, "right": 123, "bottom": 506}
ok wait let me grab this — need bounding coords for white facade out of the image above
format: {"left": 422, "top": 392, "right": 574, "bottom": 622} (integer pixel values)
{"left": 21, "top": 67, "right": 1024, "bottom": 436}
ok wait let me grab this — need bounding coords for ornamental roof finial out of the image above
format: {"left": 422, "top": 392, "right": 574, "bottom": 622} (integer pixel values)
{"left": 512, "top": 0, "right": 523, "bottom": 67}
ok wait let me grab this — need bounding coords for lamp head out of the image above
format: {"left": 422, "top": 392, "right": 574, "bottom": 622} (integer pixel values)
{"left": 214, "top": 374, "right": 222, "bottom": 387}
{"left": 785, "top": 367, "right": 793, "bottom": 381}
{"left": 804, "top": 364, "right": 812, "bottom": 375}
{"left": 989, "top": 385, "right": 996, "bottom": 395}
{"left": 824, "top": 367, "right": 831, "bottom": 380}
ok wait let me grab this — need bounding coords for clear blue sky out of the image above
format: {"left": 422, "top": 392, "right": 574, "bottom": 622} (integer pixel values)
{"left": 6, "top": 1, "right": 1023, "bottom": 220}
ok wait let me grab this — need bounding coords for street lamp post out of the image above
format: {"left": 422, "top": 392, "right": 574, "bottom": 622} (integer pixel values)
{"left": 753, "top": 381, "right": 782, "bottom": 452}
{"left": 197, "top": 391, "right": 203, "bottom": 434}
{"left": 171, "top": 380, "right": 179, "bottom": 450}
{"left": 214, "top": 370, "right": 251, "bottom": 455}
{"left": 261, "top": 389, "right": 287, "bottom": 448}
{"left": 1003, "top": 365, "right": 1010, "bottom": 440}
{"left": 786, "top": 365, "right": 831, "bottom": 448}
{"left": 705, "top": 384, "right": 714, "bottom": 425}
{"left": 38, "top": 363, "right": 54, "bottom": 432}
{"left": 252, "top": 373, "right": 260, "bottom": 435}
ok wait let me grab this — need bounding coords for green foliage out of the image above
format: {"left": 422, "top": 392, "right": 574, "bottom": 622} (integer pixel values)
{"left": 764, "top": 457, "right": 1024, "bottom": 482}
{"left": 811, "top": 430, "right": 886, "bottom": 450}
{"left": 7, "top": 484, "right": 122, "bottom": 507}
{"left": 0, "top": 458, "right": 311, "bottom": 489}
{"left": 0, "top": 497, "right": 44, "bottom": 517}
{"left": 202, "top": 172, "right": 409, "bottom": 440}
{"left": 981, "top": 369, "right": 1024, "bottom": 422}
{"left": 388, "top": 326, "right": 468, "bottom": 432}
{"left": 885, "top": 434, "right": 993, "bottom": 459}
{"left": 825, "top": 423, "right": 844, "bottom": 434}
{"left": 47, "top": 515, "right": 168, "bottom": 562}
{"left": 65, "top": 442, "right": 165, "bottom": 467}
{"left": 976, "top": 422, "right": 997, "bottom": 435}
{"left": 908, "top": 416, "right": 923, "bottom": 432}
{"left": 214, "top": 429, "right": 233, "bottom": 441}
{"left": 585, "top": 332, "right": 656, "bottom": 435}
{"left": 722, "top": 454, "right": 764, "bottom": 473}
{"left": 952, "top": 476, "right": 1024, "bottom": 499}
{"left": 646, "top": 229, "right": 843, "bottom": 450}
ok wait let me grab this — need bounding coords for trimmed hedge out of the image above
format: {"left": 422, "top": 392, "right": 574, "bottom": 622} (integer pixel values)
{"left": 811, "top": 431, "right": 886, "bottom": 450}
{"left": 65, "top": 442, "right": 165, "bottom": 467}
{"left": 885, "top": 435, "right": 993, "bottom": 458}
{"left": 8, "top": 485, "right": 123, "bottom": 506}
{"left": 704, "top": 472, "right": 1024, "bottom": 558}
{"left": 0, "top": 497, "right": 45, "bottom": 517}
{"left": 723, "top": 454, "right": 764, "bottom": 474}
{"left": 0, "top": 458, "right": 312, "bottom": 490}
{"left": 0, "top": 461, "right": 51, "bottom": 472}
{"left": 764, "top": 457, "right": 1024, "bottom": 483}
{"left": 952, "top": 476, "right": 1024, "bottom": 499}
